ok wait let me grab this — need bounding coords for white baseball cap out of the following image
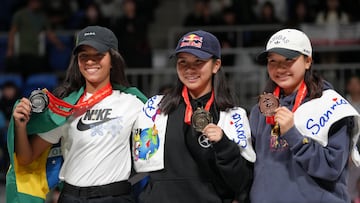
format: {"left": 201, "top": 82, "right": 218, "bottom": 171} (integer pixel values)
{"left": 257, "top": 29, "right": 312, "bottom": 62}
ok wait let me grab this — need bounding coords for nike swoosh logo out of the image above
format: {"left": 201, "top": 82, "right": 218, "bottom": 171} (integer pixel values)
{"left": 77, "top": 117, "right": 117, "bottom": 131}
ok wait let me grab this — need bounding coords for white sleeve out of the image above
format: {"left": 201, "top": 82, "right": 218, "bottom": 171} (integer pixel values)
{"left": 38, "top": 124, "right": 66, "bottom": 144}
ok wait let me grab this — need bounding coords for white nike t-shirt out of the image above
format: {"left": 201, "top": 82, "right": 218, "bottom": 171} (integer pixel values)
{"left": 38, "top": 90, "right": 144, "bottom": 187}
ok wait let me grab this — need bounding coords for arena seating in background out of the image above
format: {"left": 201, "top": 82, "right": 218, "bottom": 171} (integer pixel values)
{"left": 22, "top": 73, "right": 59, "bottom": 97}
{"left": 48, "top": 34, "right": 74, "bottom": 72}
{"left": 0, "top": 35, "right": 7, "bottom": 72}
{"left": 0, "top": 73, "right": 23, "bottom": 89}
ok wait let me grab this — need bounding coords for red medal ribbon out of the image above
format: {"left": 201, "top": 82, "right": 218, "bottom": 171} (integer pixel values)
{"left": 182, "top": 86, "right": 214, "bottom": 125}
{"left": 266, "top": 80, "right": 307, "bottom": 125}
{"left": 45, "top": 83, "right": 113, "bottom": 117}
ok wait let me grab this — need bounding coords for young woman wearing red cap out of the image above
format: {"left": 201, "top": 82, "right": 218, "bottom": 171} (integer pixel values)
{"left": 250, "top": 28, "right": 360, "bottom": 203}
{"left": 132, "top": 30, "right": 255, "bottom": 202}
{"left": 8, "top": 25, "right": 147, "bottom": 203}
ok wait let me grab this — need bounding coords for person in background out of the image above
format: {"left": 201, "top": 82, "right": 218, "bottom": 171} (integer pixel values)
{"left": 346, "top": 75, "right": 360, "bottom": 113}
{"left": 346, "top": 75, "right": 360, "bottom": 203}
{"left": 315, "top": 0, "right": 350, "bottom": 64}
{"left": 0, "top": 81, "right": 21, "bottom": 126}
{"left": 251, "top": 1, "right": 281, "bottom": 47}
{"left": 132, "top": 30, "right": 255, "bottom": 202}
{"left": 285, "top": 0, "right": 314, "bottom": 29}
{"left": 43, "top": 0, "right": 72, "bottom": 29}
{"left": 0, "top": 81, "right": 21, "bottom": 177}
{"left": 250, "top": 28, "right": 360, "bottom": 203}
{"left": 353, "top": 177, "right": 360, "bottom": 203}
{"left": 183, "top": 0, "right": 217, "bottom": 27}
{"left": 6, "top": 0, "right": 64, "bottom": 78}
{"left": 112, "top": 0, "right": 152, "bottom": 93}
{"left": 216, "top": 6, "right": 239, "bottom": 67}
{"left": 112, "top": 0, "right": 152, "bottom": 68}
{"left": 7, "top": 25, "right": 147, "bottom": 203}
{"left": 315, "top": 0, "right": 350, "bottom": 25}
{"left": 349, "top": 156, "right": 360, "bottom": 202}
{"left": 79, "top": 2, "right": 109, "bottom": 28}
{"left": 0, "top": 110, "right": 7, "bottom": 182}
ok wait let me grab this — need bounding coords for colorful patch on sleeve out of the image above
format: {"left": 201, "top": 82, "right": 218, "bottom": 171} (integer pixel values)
{"left": 133, "top": 124, "right": 160, "bottom": 161}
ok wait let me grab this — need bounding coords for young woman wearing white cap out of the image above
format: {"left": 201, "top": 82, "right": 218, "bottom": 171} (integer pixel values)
{"left": 132, "top": 30, "right": 255, "bottom": 202}
{"left": 8, "top": 25, "right": 147, "bottom": 203}
{"left": 249, "top": 28, "right": 360, "bottom": 203}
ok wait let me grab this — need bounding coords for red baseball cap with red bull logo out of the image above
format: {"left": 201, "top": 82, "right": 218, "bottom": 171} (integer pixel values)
{"left": 173, "top": 30, "right": 221, "bottom": 59}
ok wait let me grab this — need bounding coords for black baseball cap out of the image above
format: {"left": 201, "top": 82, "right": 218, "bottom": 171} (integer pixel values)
{"left": 73, "top": 26, "right": 118, "bottom": 54}
{"left": 173, "top": 30, "right": 221, "bottom": 59}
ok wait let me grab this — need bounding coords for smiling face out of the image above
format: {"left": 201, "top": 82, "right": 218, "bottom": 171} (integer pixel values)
{"left": 176, "top": 52, "right": 220, "bottom": 99}
{"left": 77, "top": 45, "right": 112, "bottom": 93}
{"left": 267, "top": 52, "right": 312, "bottom": 95}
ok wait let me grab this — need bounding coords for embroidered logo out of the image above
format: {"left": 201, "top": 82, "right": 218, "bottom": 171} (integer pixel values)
{"left": 84, "top": 31, "right": 96, "bottom": 37}
{"left": 180, "top": 34, "right": 203, "bottom": 48}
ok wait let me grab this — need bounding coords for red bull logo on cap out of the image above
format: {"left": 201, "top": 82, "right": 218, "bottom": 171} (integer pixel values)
{"left": 180, "top": 34, "right": 203, "bottom": 48}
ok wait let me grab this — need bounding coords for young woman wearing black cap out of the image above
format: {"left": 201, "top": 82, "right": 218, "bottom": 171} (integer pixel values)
{"left": 132, "top": 30, "right": 255, "bottom": 202}
{"left": 8, "top": 25, "right": 147, "bottom": 203}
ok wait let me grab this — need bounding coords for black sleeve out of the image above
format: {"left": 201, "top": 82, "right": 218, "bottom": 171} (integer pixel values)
{"left": 213, "top": 133, "right": 253, "bottom": 201}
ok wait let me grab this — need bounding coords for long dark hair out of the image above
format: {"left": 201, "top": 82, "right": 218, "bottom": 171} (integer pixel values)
{"left": 159, "top": 59, "right": 238, "bottom": 114}
{"left": 53, "top": 49, "right": 130, "bottom": 98}
{"left": 263, "top": 56, "right": 323, "bottom": 99}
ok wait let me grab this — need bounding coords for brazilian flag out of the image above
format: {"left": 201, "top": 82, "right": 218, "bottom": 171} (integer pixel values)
{"left": 6, "top": 85, "right": 147, "bottom": 203}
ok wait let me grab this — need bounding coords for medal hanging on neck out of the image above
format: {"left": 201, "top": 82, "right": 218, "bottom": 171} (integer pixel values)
{"left": 44, "top": 83, "right": 113, "bottom": 117}
{"left": 182, "top": 86, "right": 214, "bottom": 148}
{"left": 260, "top": 80, "right": 307, "bottom": 137}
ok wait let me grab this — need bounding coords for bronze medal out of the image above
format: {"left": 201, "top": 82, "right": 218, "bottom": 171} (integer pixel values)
{"left": 29, "top": 89, "right": 49, "bottom": 113}
{"left": 259, "top": 93, "right": 279, "bottom": 116}
{"left": 192, "top": 107, "right": 213, "bottom": 132}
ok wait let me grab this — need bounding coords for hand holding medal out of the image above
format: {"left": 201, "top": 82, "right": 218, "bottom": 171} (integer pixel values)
{"left": 18, "top": 89, "right": 49, "bottom": 122}
{"left": 259, "top": 81, "right": 307, "bottom": 136}
{"left": 192, "top": 108, "right": 224, "bottom": 143}
{"left": 182, "top": 87, "right": 217, "bottom": 148}
{"left": 192, "top": 108, "right": 216, "bottom": 148}
{"left": 18, "top": 83, "right": 113, "bottom": 123}
{"left": 192, "top": 107, "right": 213, "bottom": 132}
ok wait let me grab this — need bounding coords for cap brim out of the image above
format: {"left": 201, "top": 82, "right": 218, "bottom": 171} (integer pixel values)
{"left": 257, "top": 48, "right": 301, "bottom": 63}
{"left": 73, "top": 40, "right": 109, "bottom": 54}
{"left": 172, "top": 48, "right": 213, "bottom": 59}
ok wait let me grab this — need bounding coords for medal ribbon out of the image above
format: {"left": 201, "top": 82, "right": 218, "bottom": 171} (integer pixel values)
{"left": 266, "top": 80, "right": 307, "bottom": 125}
{"left": 45, "top": 83, "right": 113, "bottom": 117}
{"left": 182, "top": 86, "right": 214, "bottom": 125}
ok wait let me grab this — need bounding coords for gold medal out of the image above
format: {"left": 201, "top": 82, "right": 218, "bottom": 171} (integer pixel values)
{"left": 259, "top": 93, "right": 279, "bottom": 116}
{"left": 191, "top": 107, "right": 213, "bottom": 132}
